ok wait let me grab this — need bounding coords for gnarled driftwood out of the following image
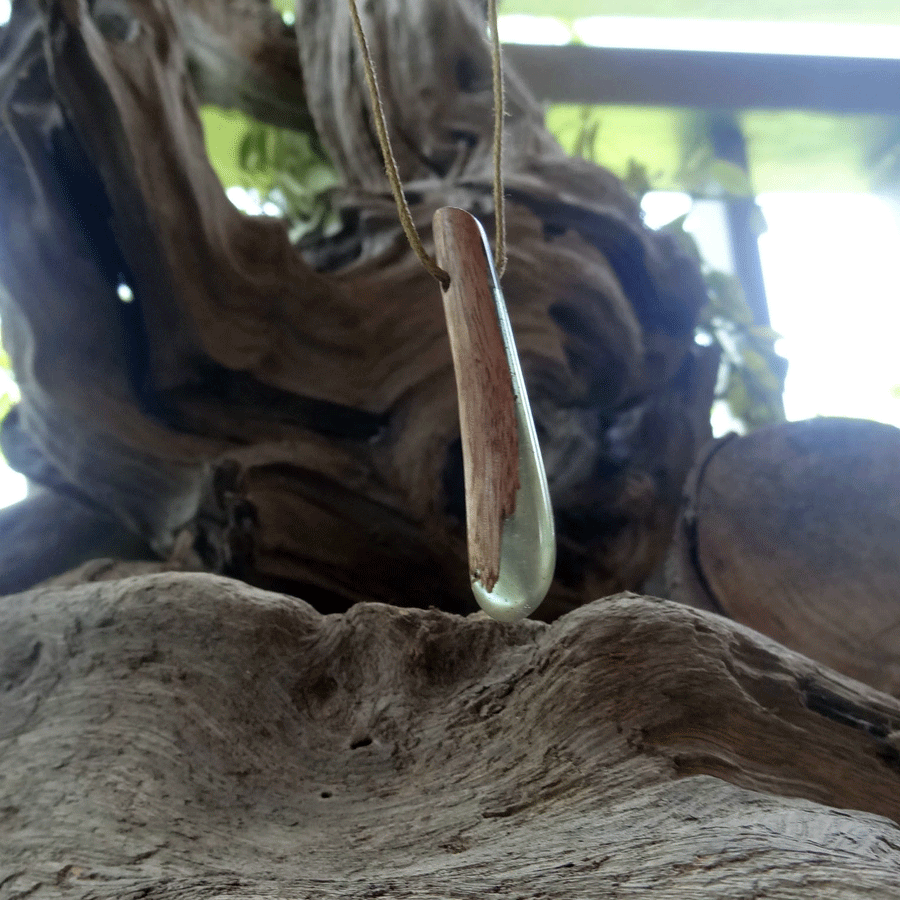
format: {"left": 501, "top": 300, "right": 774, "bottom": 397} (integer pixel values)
{"left": 0, "top": 0, "right": 713, "bottom": 616}
{"left": 1, "top": 572, "right": 899, "bottom": 897}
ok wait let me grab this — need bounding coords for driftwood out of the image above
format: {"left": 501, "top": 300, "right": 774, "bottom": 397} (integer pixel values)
{"left": 669, "top": 417, "right": 900, "bottom": 697}
{"left": 4, "top": 0, "right": 899, "bottom": 892}
{"left": 0, "top": 0, "right": 713, "bottom": 616}
{"left": 0, "top": 488, "right": 154, "bottom": 597}
{"left": 2, "top": 571, "right": 900, "bottom": 898}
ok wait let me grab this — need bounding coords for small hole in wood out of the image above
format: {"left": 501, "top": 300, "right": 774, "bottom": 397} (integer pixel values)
{"left": 320, "top": 791, "right": 332, "bottom": 799}
{"left": 349, "top": 736, "right": 373, "bottom": 750}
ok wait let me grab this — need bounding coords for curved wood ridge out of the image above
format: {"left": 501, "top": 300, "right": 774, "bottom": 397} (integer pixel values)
{"left": 1, "top": 572, "right": 900, "bottom": 897}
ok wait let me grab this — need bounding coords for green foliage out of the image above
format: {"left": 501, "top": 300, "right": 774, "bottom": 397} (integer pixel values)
{"left": 569, "top": 109, "right": 784, "bottom": 431}
{"left": 0, "top": 341, "right": 18, "bottom": 464}
{"left": 236, "top": 120, "right": 340, "bottom": 240}
{"left": 205, "top": 93, "right": 785, "bottom": 432}
{"left": 661, "top": 216, "right": 785, "bottom": 430}
{"left": 558, "top": 105, "right": 760, "bottom": 201}
{"left": 0, "top": 389, "right": 15, "bottom": 424}
{"left": 571, "top": 106, "right": 602, "bottom": 163}
{"left": 550, "top": 105, "right": 682, "bottom": 191}
{"left": 202, "top": 107, "right": 340, "bottom": 242}
{"left": 680, "top": 147, "right": 755, "bottom": 199}
{"left": 621, "top": 159, "right": 653, "bottom": 204}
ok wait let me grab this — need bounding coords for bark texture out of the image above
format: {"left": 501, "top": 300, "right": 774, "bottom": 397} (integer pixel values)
{"left": 2, "top": 572, "right": 900, "bottom": 898}
{"left": 0, "top": 0, "right": 714, "bottom": 617}
{"left": 669, "top": 417, "right": 900, "bottom": 697}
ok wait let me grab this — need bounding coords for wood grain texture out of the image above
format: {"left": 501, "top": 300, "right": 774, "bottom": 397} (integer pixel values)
{"left": 0, "top": 0, "right": 712, "bottom": 614}
{"left": 2, "top": 572, "right": 900, "bottom": 897}
{"left": 669, "top": 417, "right": 900, "bottom": 696}
{"left": 433, "top": 208, "right": 519, "bottom": 591}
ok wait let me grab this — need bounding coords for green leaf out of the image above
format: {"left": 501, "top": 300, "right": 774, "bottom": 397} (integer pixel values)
{"left": 748, "top": 203, "right": 769, "bottom": 237}
{"left": 201, "top": 104, "right": 341, "bottom": 239}
{"left": 659, "top": 216, "right": 703, "bottom": 265}
{"left": 237, "top": 131, "right": 256, "bottom": 173}
{"left": 739, "top": 347, "right": 769, "bottom": 375}
{"left": 725, "top": 370, "right": 751, "bottom": 421}
{"left": 573, "top": 107, "right": 601, "bottom": 161}
{"left": 707, "top": 159, "right": 754, "bottom": 198}
{"left": 747, "top": 325, "right": 782, "bottom": 343}
{"left": 202, "top": 107, "right": 259, "bottom": 190}
{"left": 704, "top": 271, "right": 754, "bottom": 327}
{"left": 623, "top": 158, "right": 652, "bottom": 202}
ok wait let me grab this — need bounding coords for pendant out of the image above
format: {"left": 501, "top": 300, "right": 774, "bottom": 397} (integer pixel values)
{"left": 433, "top": 207, "right": 556, "bottom": 622}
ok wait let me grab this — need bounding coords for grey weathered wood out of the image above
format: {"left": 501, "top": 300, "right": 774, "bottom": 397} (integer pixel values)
{"left": 0, "top": 488, "right": 153, "bottom": 596}
{"left": 1, "top": 572, "right": 899, "bottom": 898}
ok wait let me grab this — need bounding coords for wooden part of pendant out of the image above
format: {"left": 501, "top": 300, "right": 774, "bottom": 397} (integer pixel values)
{"left": 433, "top": 207, "right": 519, "bottom": 592}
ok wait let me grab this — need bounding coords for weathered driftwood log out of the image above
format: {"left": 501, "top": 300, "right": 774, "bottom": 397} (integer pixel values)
{"left": 668, "top": 417, "right": 900, "bottom": 697}
{"left": 0, "top": 0, "right": 713, "bottom": 616}
{"left": 0, "top": 488, "right": 154, "bottom": 597}
{"left": 1, "top": 572, "right": 900, "bottom": 898}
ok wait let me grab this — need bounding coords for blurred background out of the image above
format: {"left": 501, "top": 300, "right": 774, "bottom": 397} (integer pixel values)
{"left": 1, "top": 0, "right": 898, "bottom": 506}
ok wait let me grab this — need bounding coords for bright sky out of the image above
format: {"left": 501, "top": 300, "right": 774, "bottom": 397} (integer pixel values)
{"left": 602, "top": 18, "right": 900, "bottom": 59}
{"left": 643, "top": 190, "right": 900, "bottom": 432}
{"left": 758, "top": 193, "right": 900, "bottom": 425}
{"left": 501, "top": 15, "right": 900, "bottom": 59}
{"left": 0, "top": 370, "right": 24, "bottom": 506}
{"left": 0, "top": 0, "right": 7, "bottom": 25}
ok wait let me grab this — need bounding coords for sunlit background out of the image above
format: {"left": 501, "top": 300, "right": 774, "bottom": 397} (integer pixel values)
{"left": 0, "top": 2, "right": 898, "bottom": 508}
{"left": 0, "top": 0, "right": 19, "bottom": 502}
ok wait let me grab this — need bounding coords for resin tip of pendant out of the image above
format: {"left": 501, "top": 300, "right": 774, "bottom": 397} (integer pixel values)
{"left": 470, "top": 531, "right": 555, "bottom": 623}
{"left": 471, "top": 579, "right": 540, "bottom": 623}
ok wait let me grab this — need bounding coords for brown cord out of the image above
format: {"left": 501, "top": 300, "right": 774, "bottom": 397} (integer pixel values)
{"left": 346, "top": 0, "right": 507, "bottom": 285}
{"left": 487, "top": 0, "right": 506, "bottom": 277}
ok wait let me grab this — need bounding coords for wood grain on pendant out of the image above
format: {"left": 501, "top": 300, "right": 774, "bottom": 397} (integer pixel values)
{"left": 433, "top": 207, "right": 519, "bottom": 592}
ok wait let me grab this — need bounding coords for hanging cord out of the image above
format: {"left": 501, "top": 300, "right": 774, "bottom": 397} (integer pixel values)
{"left": 487, "top": 0, "right": 507, "bottom": 278}
{"left": 346, "top": 0, "right": 507, "bottom": 287}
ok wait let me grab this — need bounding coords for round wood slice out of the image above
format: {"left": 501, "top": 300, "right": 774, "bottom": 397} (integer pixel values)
{"left": 669, "top": 417, "right": 900, "bottom": 695}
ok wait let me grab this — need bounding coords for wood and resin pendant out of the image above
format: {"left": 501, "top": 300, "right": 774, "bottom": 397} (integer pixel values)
{"left": 433, "top": 207, "right": 555, "bottom": 621}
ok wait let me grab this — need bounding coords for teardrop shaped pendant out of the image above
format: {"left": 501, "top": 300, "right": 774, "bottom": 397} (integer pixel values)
{"left": 433, "top": 207, "right": 556, "bottom": 622}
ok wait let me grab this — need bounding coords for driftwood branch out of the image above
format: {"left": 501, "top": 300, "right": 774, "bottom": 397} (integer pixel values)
{"left": 0, "top": 488, "right": 153, "bottom": 596}
{"left": 1, "top": 573, "right": 899, "bottom": 897}
{"left": 0, "top": 0, "right": 714, "bottom": 614}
